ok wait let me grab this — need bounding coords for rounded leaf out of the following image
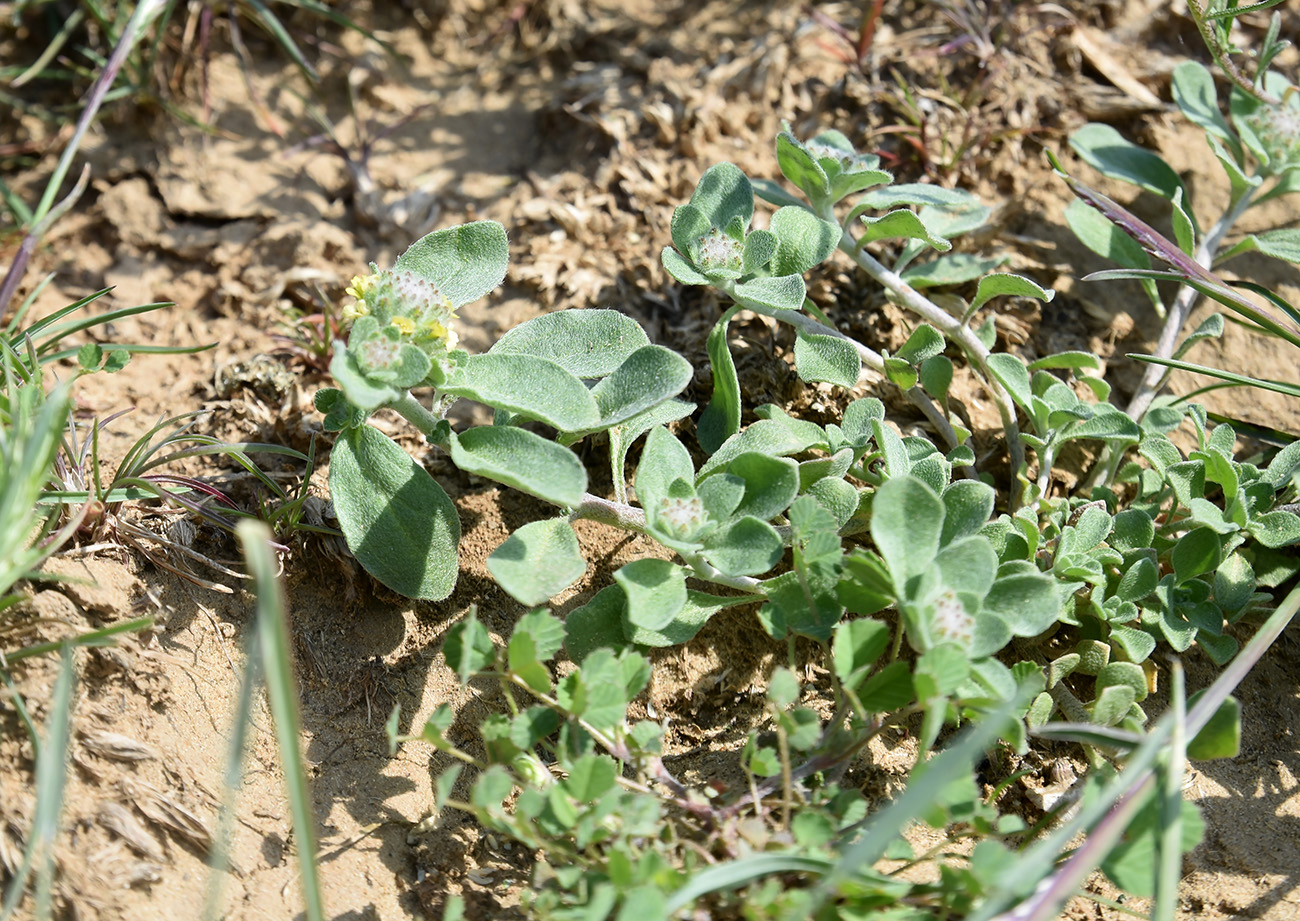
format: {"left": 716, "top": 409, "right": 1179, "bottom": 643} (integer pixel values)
{"left": 489, "top": 309, "right": 650, "bottom": 378}
{"left": 393, "top": 220, "right": 509, "bottom": 308}
{"left": 450, "top": 426, "right": 586, "bottom": 507}
{"left": 441, "top": 353, "right": 600, "bottom": 431}
{"left": 329, "top": 425, "right": 460, "bottom": 600}
{"left": 488, "top": 518, "right": 586, "bottom": 606}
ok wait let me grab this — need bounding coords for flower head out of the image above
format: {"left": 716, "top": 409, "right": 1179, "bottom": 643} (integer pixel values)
{"left": 342, "top": 270, "right": 379, "bottom": 322}
{"left": 930, "top": 590, "right": 974, "bottom": 649}
{"left": 657, "top": 495, "right": 708, "bottom": 541}
{"left": 692, "top": 227, "right": 744, "bottom": 274}
{"left": 805, "top": 141, "right": 870, "bottom": 172}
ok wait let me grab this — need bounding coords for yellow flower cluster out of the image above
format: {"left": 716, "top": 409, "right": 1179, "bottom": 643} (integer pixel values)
{"left": 342, "top": 272, "right": 378, "bottom": 322}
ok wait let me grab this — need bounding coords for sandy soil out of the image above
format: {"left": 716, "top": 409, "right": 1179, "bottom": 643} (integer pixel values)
{"left": 1, "top": 1, "right": 1299, "bottom": 918}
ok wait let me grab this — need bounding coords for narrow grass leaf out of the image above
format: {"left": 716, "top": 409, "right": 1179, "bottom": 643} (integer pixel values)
{"left": 238, "top": 521, "right": 324, "bottom": 921}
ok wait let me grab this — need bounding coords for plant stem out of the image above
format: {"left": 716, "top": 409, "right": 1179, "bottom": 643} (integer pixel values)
{"left": 837, "top": 229, "right": 1026, "bottom": 505}
{"left": 770, "top": 306, "right": 962, "bottom": 451}
{"left": 569, "top": 493, "right": 768, "bottom": 593}
{"left": 389, "top": 391, "right": 447, "bottom": 443}
{"left": 0, "top": 0, "right": 168, "bottom": 323}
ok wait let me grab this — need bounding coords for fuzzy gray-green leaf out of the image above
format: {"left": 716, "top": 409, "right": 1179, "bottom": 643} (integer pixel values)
{"left": 769, "top": 206, "right": 840, "bottom": 275}
{"left": 615, "top": 559, "right": 687, "bottom": 631}
{"left": 794, "top": 332, "right": 860, "bottom": 387}
{"left": 871, "top": 475, "right": 943, "bottom": 589}
{"left": 590, "top": 345, "right": 693, "bottom": 428}
{"left": 393, "top": 220, "right": 509, "bottom": 308}
{"left": 733, "top": 274, "right": 807, "bottom": 312}
{"left": 442, "top": 353, "right": 600, "bottom": 431}
{"left": 329, "top": 425, "right": 460, "bottom": 600}
{"left": 450, "top": 426, "right": 586, "bottom": 507}
{"left": 703, "top": 516, "right": 783, "bottom": 576}
{"left": 489, "top": 309, "right": 650, "bottom": 378}
{"left": 488, "top": 518, "right": 586, "bottom": 606}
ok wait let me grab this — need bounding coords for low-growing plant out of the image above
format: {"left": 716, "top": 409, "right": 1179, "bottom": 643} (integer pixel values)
{"left": 315, "top": 102, "right": 1300, "bottom": 910}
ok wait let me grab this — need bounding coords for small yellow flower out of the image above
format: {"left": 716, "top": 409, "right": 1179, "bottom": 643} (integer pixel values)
{"left": 390, "top": 316, "right": 417, "bottom": 336}
{"left": 343, "top": 272, "right": 379, "bottom": 323}
{"left": 345, "top": 273, "right": 375, "bottom": 300}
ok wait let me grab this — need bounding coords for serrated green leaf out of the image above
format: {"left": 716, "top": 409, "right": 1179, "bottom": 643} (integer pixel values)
{"left": 330, "top": 425, "right": 460, "bottom": 600}
{"left": 564, "top": 585, "right": 628, "bottom": 662}
{"left": 564, "top": 755, "right": 618, "bottom": 802}
{"left": 857, "top": 660, "right": 915, "bottom": 712}
{"left": 488, "top": 519, "right": 586, "bottom": 606}
{"left": 833, "top": 619, "right": 891, "bottom": 685}
{"left": 444, "top": 614, "right": 494, "bottom": 675}
{"left": 450, "top": 426, "right": 586, "bottom": 507}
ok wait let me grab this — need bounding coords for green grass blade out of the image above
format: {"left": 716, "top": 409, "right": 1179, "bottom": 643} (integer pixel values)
{"left": 4, "top": 617, "right": 154, "bottom": 665}
{"left": 201, "top": 621, "right": 262, "bottom": 921}
{"left": 1154, "top": 663, "right": 1186, "bottom": 921}
{"left": 1129, "top": 354, "right": 1300, "bottom": 400}
{"left": 237, "top": 520, "right": 325, "bottom": 921}
{"left": 37, "top": 341, "right": 216, "bottom": 366}
{"left": 4, "top": 289, "right": 111, "bottom": 343}
{"left": 244, "top": 0, "right": 317, "bottom": 82}
{"left": 663, "top": 855, "right": 834, "bottom": 912}
{"left": 30, "top": 300, "right": 178, "bottom": 352}
{"left": 0, "top": 647, "right": 75, "bottom": 921}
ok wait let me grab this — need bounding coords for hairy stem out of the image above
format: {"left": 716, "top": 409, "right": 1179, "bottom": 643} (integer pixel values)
{"left": 820, "top": 218, "right": 1025, "bottom": 506}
